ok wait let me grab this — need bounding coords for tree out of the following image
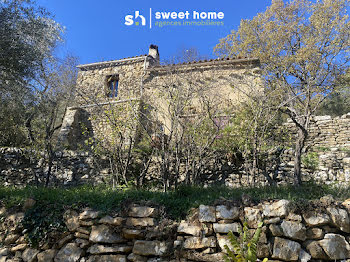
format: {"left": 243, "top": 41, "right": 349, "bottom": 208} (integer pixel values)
{"left": 165, "top": 46, "right": 209, "bottom": 64}
{"left": 0, "top": 0, "right": 64, "bottom": 147}
{"left": 215, "top": 0, "right": 350, "bottom": 185}
{"left": 0, "top": 0, "right": 63, "bottom": 91}
{"left": 26, "top": 55, "right": 78, "bottom": 185}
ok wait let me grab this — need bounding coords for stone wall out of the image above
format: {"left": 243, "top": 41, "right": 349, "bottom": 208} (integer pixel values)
{"left": 1, "top": 197, "right": 350, "bottom": 261}
{"left": 280, "top": 113, "right": 350, "bottom": 185}
{"left": 0, "top": 148, "right": 110, "bottom": 187}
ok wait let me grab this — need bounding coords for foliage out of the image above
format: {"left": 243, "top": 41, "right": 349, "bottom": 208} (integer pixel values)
{"left": 0, "top": 0, "right": 68, "bottom": 149}
{"left": 215, "top": 0, "right": 350, "bottom": 185}
{"left": 0, "top": 0, "right": 63, "bottom": 88}
{"left": 214, "top": 99, "right": 289, "bottom": 186}
{"left": 224, "top": 221, "right": 267, "bottom": 262}
{"left": 317, "top": 86, "right": 350, "bottom": 117}
{"left": 302, "top": 152, "right": 319, "bottom": 171}
{"left": 22, "top": 203, "right": 66, "bottom": 247}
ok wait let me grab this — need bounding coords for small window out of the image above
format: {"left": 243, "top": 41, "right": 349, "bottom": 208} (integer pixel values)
{"left": 106, "top": 75, "right": 119, "bottom": 98}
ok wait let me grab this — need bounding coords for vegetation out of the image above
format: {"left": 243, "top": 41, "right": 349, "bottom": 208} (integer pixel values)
{"left": 215, "top": 0, "right": 350, "bottom": 185}
{"left": 301, "top": 152, "right": 319, "bottom": 171}
{"left": 224, "top": 221, "right": 267, "bottom": 262}
{"left": 1, "top": 183, "right": 350, "bottom": 220}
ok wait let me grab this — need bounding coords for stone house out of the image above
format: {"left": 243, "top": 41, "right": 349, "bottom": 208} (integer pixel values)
{"left": 58, "top": 45, "right": 261, "bottom": 149}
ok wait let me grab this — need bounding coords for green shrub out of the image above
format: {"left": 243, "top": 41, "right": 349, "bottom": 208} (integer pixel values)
{"left": 22, "top": 203, "right": 66, "bottom": 247}
{"left": 224, "top": 221, "right": 267, "bottom": 262}
{"left": 302, "top": 152, "right": 319, "bottom": 171}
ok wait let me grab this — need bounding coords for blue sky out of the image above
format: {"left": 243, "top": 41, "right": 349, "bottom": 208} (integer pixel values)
{"left": 37, "top": 0, "right": 271, "bottom": 65}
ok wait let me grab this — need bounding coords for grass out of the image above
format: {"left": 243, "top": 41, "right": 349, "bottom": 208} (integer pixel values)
{"left": 0, "top": 182, "right": 349, "bottom": 220}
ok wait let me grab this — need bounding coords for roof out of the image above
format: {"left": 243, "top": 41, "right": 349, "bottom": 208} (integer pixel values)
{"left": 150, "top": 56, "right": 260, "bottom": 71}
{"left": 77, "top": 55, "right": 259, "bottom": 71}
{"left": 77, "top": 55, "right": 147, "bottom": 70}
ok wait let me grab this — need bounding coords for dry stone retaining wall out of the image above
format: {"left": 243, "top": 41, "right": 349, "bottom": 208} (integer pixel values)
{"left": 0, "top": 148, "right": 109, "bottom": 187}
{"left": 1, "top": 198, "right": 350, "bottom": 261}
{"left": 280, "top": 113, "right": 350, "bottom": 186}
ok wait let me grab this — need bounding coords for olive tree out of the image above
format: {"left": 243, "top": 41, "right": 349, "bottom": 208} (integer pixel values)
{"left": 215, "top": 0, "right": 350, "bottom": 185}
{"left": 0, "top": 0, "right": 64, "bottom": 147}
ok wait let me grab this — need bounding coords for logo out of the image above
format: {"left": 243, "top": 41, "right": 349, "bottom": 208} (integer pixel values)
{"left": 124, "top": 9, "right": 224, "bottom": 29}
{"left": 124, "top": 11, "right": 146, "bottom": 26}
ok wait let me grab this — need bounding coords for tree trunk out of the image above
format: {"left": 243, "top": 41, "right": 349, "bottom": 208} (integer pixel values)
{"left": 293, "top": 128, "right": 307, "bottom": 186}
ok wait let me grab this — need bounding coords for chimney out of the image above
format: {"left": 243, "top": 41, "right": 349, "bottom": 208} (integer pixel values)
{"left": 147, "top": 44, "right": 159, "bottom": 67}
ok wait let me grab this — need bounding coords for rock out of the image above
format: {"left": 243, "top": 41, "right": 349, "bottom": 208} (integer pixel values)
{"left": 306, "top": 228, "right": 324, "bottom": 240}
{"left": 303, "top": 212, "right": 330, "bottom": 226}
{"left": 320, "top": 195, "right": 335, "bottom": 205}
{"left": 269, "top": 224, "right": 283, "bottom": 237}
{"left": 305, "top": 240, "right": 328, "bottom": 260}
{"left": 128, "top": 206, "right": 157, "bottom": 217}
{"left": 181, "top": 250, "right": 225, "bottom": 262}
{"left": 11, "top": 244, "right": 28, "bottom": 252}
{"left": 80, "top": 220, "right": 94, "bottom": 226}
{"left": 75, "top": 232, "right": 89, "bottom": 239}
{"left": 4, "top": 234, "right": 20, "bottom": 244}
{"left": 199, "top": 205, "right": 216, "bottom": 222}
{"left": 299, "top": 249, "right": 311, "bottom": 262}
{"left": 327, "top": 207, "right": 350, "bottom": 232}
{"left": 87, "top": 244, "right": 132, "bottom": 254}
{"left": 280, "top": 220, "right": 306, "bottom": 241}
{"left": 244, "top": 207, "right": 262, "bottom": 228}
{"left": 122, "top": 228, "right": 143, "bottom": 239}
{"left": 54, "top": 243, "right": 82, "bottom": 262}
{"left": 126, "top": 218, "right": 155, "bottom": 227}
{"left": 315, "top": 115, "right": 331, "bottom": 121}
{"left": 37, "top": 249, "right": 56, "bottom": 262}
{"left": 77, "top": 227, "right": 90, "bottom": 235}
{"left": 22, "top": 248, "right": 39, "bottom": 262}
{"left": 286, "top": 213, "right": 302, "bottom": 222}
{"left": 213, "top": 223, "right": 242, "bottom": 233}
{"left": 64, "top": 210, "right": 79, "bottom": 232}
{"left": 133, "top": 241, "right": 170, "bottom": 256}
{"left": 98, "top": 216, "right": 123, "bottom": 226}
{"left": 263, "top": 200, "right": 290, "bottom": 217}
{"left": 272, "top": 237, "right": 301, "bottom": 261}
{"left": 58, "top": 234, "right": 74, "bottom": 248}
{"left": 0, "top": 207, "right": 6, "bottom": 216}
{"left": 183, "top": 236, "right": 216, "bottom": 249}
{"left": 177, "top": 222, "right": 205, "bottom": 236}
{"left": 127, "top": 253, "right": 147, "bottom": 262}
{"left": 257, "top": 244, "right": 271, "bottom": 258}
{"left": 79, "top": 209, "right": 100, "bottom": 220}
{"left": 319, "top": 233, "right": 350, "bottom": 260}
{"left": 0, "top": 247, "right": 9, "bottom": 256}
{"left": 86, "top": 255, "right": 127, "bottom": 262}
{"left": 342, "top": 198, "right": 350, "bottom": 210}
{"left": 75, "top": 238, "right": 90, "bottom": 249}
{"left": 217, "top": 235, "right": 232, "bottom": 253}
{"left": 216, "top": 205, "right": 239, "bottom": 220}
{"left": 264, "top": 217, "right": 281, "bottom": 224}
{"left": 89, "top": 225, "right": 124, "bottom": 244}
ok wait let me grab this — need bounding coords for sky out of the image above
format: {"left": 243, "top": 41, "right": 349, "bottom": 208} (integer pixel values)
{"left": 37, "top": 0, "right": 271, "bottom": 65}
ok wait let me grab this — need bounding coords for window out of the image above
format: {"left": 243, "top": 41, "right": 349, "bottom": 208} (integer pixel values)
{"left": 106, "top": 75, "right": 119, "bottom": 98}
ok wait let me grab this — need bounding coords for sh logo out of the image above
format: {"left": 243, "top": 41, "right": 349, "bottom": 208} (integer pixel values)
{"left": 124, "top": 11, "right": 146, "bottom": 26}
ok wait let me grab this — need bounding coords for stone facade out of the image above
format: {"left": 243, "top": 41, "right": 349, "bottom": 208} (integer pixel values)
{"left": 57, "top": 45, "right": 261, "bottom": 149}
{"left": 2, "top": 199, "right": 350, "bottom": 261}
